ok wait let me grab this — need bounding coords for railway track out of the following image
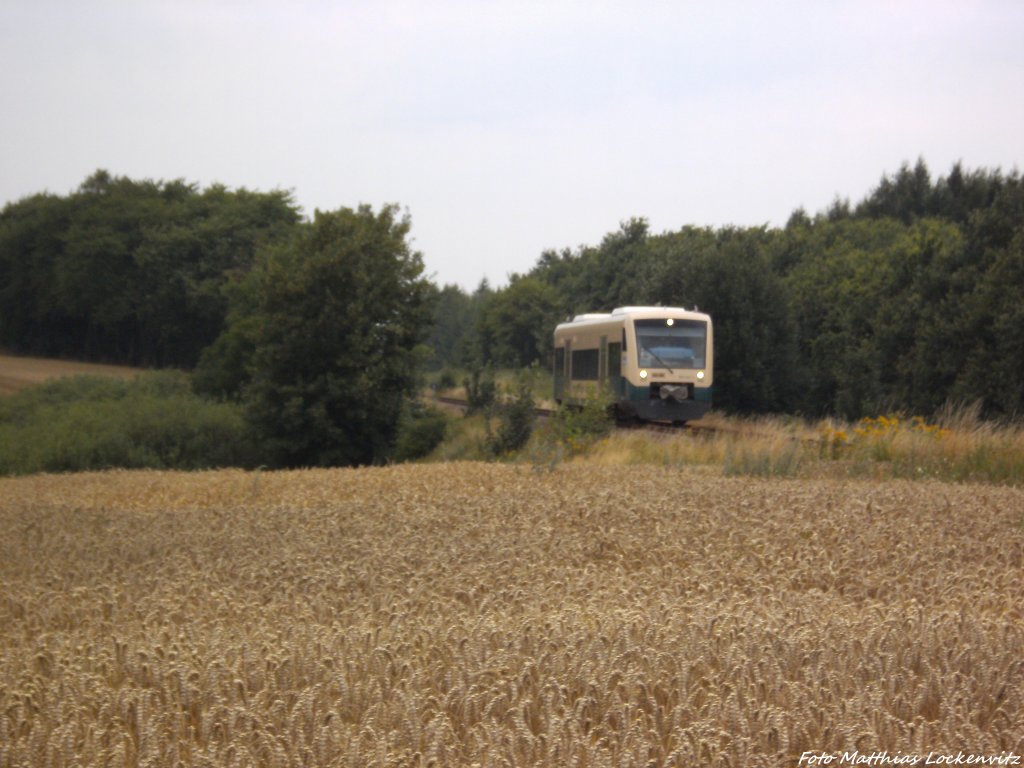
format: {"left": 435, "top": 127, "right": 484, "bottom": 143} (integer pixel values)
{"left": 432, "top": 396, "right": 824, "bottom": 447}
{"left": 432, "top": 396, "right": 719, "bottom": 435}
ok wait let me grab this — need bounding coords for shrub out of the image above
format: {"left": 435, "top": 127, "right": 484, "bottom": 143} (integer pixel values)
{"left": 0, "top": 372, "right": 258, "bottom": 474}
{"left": 393, "top": 402, "right": 449, "bottom": 462}
{"left": 463, "top": 367, "right": 497, "bottom": 413}
{"left": 549, "top": 391, "right": 615, "bottom": 456}
{"left": 435, "top": 368, "right": 458, "bottom": 391}
{"left": 486, "top": 382, "right": 535, "bottom": 457}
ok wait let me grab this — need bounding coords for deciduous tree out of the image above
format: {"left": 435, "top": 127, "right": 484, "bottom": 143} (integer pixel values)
{"left": 204, "top": 204, "right": 433, "bottom": 467}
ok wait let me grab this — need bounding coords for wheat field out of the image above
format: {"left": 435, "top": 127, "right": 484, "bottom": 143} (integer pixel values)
{"left": 2, "top": 464, "right": 1022, "bottom": 767}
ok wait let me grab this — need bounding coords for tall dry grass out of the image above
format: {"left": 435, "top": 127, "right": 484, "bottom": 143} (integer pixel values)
{"left": 1, "top": 465, "right": 1023, "bottom": 766}
{"left": 573, "top": 415, "right": 817, "bottom": 478}
{"left": 572, "top": 409, "right": 1024, "bottom": 485}
{"left": 819, "top": 407, "right": 1024, "bottom": 485}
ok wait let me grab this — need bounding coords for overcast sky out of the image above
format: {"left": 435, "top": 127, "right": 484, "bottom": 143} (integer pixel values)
{"left": 3, "top": 1, "right": 1022, "bottom": 290}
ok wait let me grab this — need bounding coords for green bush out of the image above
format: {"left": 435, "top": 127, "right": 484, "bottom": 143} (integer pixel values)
{"left": 0, "top": 373, "right": 258, "bottom": 475}
{"left": 435, "top": 369, "right": 458, "bottom": 391}
{"left": 463, "top": 367, "right": 497, "bottom": 413}
{"left": 549, "top": 391, "right": 615, "bottom": 455}
{"left": 393, "top": 402, "right": 449, "bottom": 462}
{"left": 486, "top": 382, "right": 536, "bottom": 457}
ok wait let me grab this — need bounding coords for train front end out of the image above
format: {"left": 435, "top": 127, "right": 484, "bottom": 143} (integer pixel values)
{"left": 617, "top": 307, "right": 713, "bottom": 423}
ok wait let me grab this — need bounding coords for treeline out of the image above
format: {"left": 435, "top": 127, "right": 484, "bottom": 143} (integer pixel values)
{"left": 0, "top": 170, "right": 299, "bottom": 367}
{"left": 429, "top": 161, "right": 1024, "bottom": 419}
{"left": 0, "top": 174, "right": 436, "bottom": 469}
{"left": 1, "top": 160, "right": 1021, "bottom": 471}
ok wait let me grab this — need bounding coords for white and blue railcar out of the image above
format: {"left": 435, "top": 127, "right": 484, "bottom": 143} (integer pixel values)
{"left": 553, "top": 306, "right": 713, "bottom": 423}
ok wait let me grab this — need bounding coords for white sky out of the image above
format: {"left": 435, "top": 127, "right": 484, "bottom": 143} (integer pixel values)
{"left": 2, "top": 1, "right": 1023, "bottom": 290}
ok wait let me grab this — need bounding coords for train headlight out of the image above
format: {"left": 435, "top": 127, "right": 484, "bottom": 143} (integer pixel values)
{"left": 696, "top": 370, "right": 705, "bottom": 381}
{"left": 639, "top": 369, "right": 648, "bottom": 380}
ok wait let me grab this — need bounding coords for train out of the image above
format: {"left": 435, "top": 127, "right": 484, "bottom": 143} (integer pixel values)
{"left": 553, "top": 306, "right": 713, "bottom": 423}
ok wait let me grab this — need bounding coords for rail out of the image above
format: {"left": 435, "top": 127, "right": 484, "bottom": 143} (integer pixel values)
{"left": 432, "top": 396, "right": 717, "bottom": 435}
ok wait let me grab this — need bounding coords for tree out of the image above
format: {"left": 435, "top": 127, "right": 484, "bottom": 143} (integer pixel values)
{"left": 650, "top": 227, "right": 799, "bottom": 413}
{"left": 0, "top": 171, "right": 299, "bottom": 367}
{"left": 423, "top": 283, "right": 476, "bottom": 370}
{"left": 575, "top": 218, "right": 654, "bottom": 311}
{"left": 206, "top": 204, "right": 433, "bottom": 467}
{"left": 478, "top": 276, "right": 563, "bottom": 368}
{"left": 527, "top": 218, "right": 658, "bottom": 314}
{"left": 855, "top": 158, "right": 933, "bottom": 223}
{"left": 0, "top": 193, "right": 71, "bottom": 355}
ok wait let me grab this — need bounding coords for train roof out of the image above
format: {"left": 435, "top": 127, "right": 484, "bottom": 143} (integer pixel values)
{"left": 557, "top": 306, "right": 709, "bottom": 329}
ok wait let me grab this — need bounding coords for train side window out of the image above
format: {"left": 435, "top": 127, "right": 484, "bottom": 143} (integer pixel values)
{"left": 621, "top": 328, "right": 627, "bottom": 351}
{"left": 608, "top": 342, "right": 621, "bottom": 378}
{"left": 571, "top": 349, "right": 599, "bottom": 380}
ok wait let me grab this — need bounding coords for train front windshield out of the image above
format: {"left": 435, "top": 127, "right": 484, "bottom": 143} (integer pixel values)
{"left": 635, "top": 319, "right": 707, "bottom": 369}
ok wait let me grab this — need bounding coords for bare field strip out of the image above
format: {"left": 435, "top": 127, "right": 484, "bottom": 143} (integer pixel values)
{"left": 0, "top": 354, "right": 142, "bottom": 396}
{"left": 1, "top": 464, "right": 1023, "bottom": 767}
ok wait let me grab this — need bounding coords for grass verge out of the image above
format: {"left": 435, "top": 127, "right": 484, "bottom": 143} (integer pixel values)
{"left": 505, "top": 407, "right": 1024, "bottom": 485}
